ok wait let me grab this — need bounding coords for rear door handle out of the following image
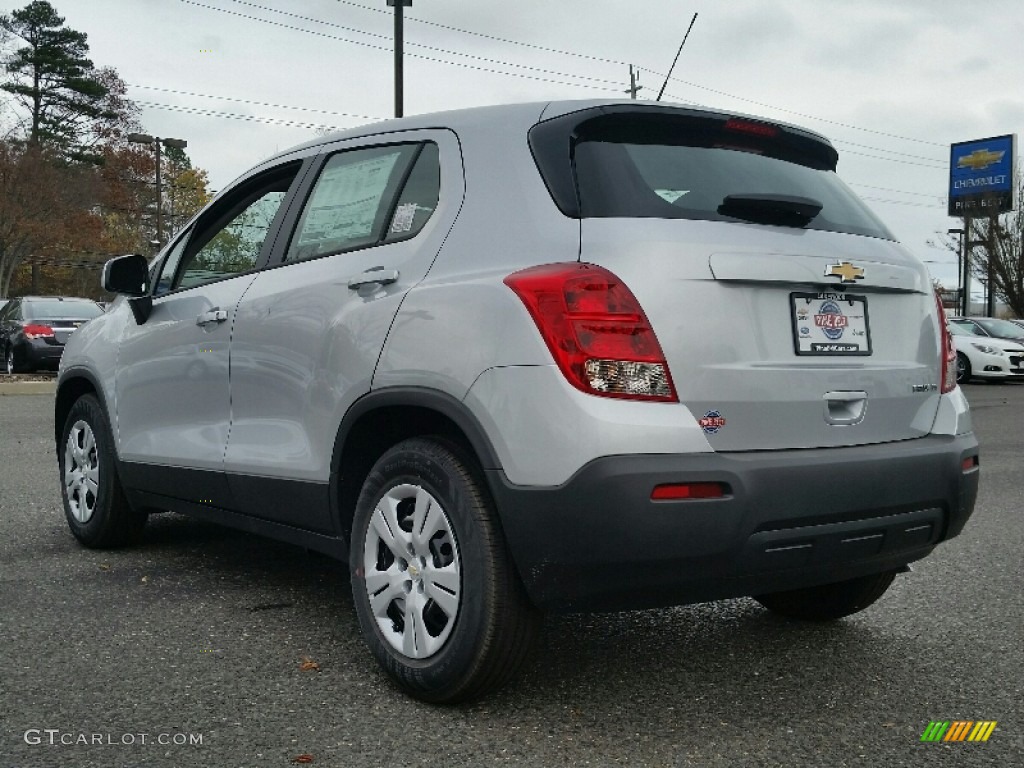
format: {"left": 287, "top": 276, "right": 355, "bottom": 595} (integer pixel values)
{"left": 348, "top": 268, "right": 399, "bottom": 289}
{"left": 196, "top": 308, "right": 228, "bottom": 327}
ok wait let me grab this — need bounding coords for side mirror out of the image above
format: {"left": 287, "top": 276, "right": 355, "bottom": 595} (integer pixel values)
{"left": 102, "top": 254, "right": 153, "bottom": 325}
{"left": 102, "top": 254, "right": 149, "bottom": 297}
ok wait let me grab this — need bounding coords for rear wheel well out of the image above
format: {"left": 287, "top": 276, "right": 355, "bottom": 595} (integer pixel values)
{"left": 334, "top": 405, "right": 482, "bottom": 542}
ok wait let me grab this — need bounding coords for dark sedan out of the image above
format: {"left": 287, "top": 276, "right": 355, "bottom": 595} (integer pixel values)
{"left": 0, "top": 296, "right": 105, "bottom": 373}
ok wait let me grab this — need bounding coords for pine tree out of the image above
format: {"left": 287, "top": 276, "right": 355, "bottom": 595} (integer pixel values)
{"left": 0, "top": 1, "right": 111, "bottom": 156}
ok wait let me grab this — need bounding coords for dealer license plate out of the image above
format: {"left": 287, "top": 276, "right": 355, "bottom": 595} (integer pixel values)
{"left": 791, "top": 292, "right": 871, "bottom": 355}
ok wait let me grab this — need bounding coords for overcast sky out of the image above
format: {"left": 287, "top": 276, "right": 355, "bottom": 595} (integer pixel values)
{"left": 6, "top": 0, "right": 1023, "bottom": 291}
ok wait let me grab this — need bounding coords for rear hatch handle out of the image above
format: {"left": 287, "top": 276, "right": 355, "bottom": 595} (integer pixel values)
{"left": 823, "top": 390, "right": 867, "bottom": 426}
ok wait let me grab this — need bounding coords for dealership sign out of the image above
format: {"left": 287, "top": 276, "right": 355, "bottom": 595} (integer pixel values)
{"left": 948, "top": 134, "right": 1016, "bottom": 216}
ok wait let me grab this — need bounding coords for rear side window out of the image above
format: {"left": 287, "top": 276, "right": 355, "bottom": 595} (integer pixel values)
{"left": 535, "top": 109, "right": 894, "bottom": 240}
{"left": 285, "top": 142, "right": 437, "bottom": 262}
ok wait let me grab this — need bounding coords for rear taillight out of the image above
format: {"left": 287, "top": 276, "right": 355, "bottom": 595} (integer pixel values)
{"left": 504, "top": 263, "right": 677, "bottom": 401}
{"left": 935, "top": 292, "right": 956, "bottom": 393}
{"left": 23, "top": 323, "right": 55, "bottom": 339}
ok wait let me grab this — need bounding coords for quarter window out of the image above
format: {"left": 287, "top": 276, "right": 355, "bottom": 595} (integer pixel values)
{"left": 385, "top": 142, "right": 439, "bottom": 243}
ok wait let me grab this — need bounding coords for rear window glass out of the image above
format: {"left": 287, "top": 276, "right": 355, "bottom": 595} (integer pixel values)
{"left": 571, "top": 115, "right": 894, "bottom": 240}
{"left": 24, "top": 299, "right": 103, "bottom": 320}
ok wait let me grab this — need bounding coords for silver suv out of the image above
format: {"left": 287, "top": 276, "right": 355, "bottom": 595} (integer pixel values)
{"left": 56, "top": 101, "right": 980, "bottom": 703}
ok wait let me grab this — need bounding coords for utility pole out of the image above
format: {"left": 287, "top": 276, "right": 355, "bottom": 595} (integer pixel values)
{"left": 625, "top": 65, "right": 642, "bottom": 99}
{"left": 127, "top": 133, "right": 188, "bottom": 247}
{"left": 962, "top": 215, "right": 972, "bottom": 316}
{"left": 388, "top": 0, "right": 412, "bottom": 118}
{"left": 985, "top": 214, "right": 997, "bottom": 317}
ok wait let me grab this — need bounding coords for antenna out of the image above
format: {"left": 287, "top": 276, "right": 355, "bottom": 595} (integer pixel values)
{"left": 657, "top": 12, "right": 698, "bottom": 102}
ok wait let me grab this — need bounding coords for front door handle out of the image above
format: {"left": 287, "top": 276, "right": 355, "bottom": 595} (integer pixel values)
{"left": 348, "top": 268, "right": 399, "bottom": 290}
{"left": 196, "top": 308, "right": 228, "bottom": 327}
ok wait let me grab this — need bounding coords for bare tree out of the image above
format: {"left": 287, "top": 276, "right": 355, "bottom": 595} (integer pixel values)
{"left": 933, "top": 166, "right": 1024, "bottom": 318}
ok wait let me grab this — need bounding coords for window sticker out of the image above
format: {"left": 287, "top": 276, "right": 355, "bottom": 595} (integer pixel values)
{"left": 389, "top": 203, "right": 419, "bottom": 234}
{"left": 655, "top": 189, "right": 688, "bottom": 203}
{"left": 297, "top": 152, "right": 401, "bottom": 246}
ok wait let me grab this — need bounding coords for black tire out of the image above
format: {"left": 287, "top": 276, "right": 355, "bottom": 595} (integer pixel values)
{"left": 955, "top": 352, "right": 971, "bottom": 384}
{"left": 754, "top": 571, "right": 897, "bottom": 621}
{"left": 59, "top": 394, "right": 147, "bottom": 548}
{"left": 5, "top": 343, "right": 24, "bottom": 374}
{"left": 350, "top": 437, "right": 539, "bottom": 703}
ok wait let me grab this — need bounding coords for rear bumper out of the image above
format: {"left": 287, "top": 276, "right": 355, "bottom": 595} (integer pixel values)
{"left": 489, "top": 434, "right": 980, "bottom": 611}
{"left": 17, "top": 338, "right": 64, "bottom": 369}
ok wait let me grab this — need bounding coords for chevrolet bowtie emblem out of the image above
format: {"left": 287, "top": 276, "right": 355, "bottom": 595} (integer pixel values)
{"left": 825, "top": 261, "right": 865, "bottom": 283}
{"left": 957, "top": 148, "right": 1005, "bottom": 171}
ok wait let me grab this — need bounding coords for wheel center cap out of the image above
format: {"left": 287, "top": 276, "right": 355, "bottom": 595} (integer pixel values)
{"left": 407, "top": 563, "right": 420, "bottom": 579}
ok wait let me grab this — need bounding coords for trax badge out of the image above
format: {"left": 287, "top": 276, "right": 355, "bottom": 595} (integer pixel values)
{"left": 699, "top": 410, "right": 727, "bottom": 434}
{"left": 824, "top": 261, "right": 865, "bottom": 283}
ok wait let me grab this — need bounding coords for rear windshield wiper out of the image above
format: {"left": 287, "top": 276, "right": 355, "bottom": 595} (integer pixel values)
{"left": 718, "top": 194, "right": 823, "bottom": 228}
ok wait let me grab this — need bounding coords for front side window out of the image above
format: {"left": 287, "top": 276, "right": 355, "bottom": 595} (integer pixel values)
{"left": 153, "top": 231, "right": 191, "bottom": 296}
{"left": 285, "top": 142, "right": 435, "bottom": 262}
{"left": 165, "top": 161, "right": 301, "bottom": 292}
{"left": 178, "top": 191, "right": 286, "bottom": 289}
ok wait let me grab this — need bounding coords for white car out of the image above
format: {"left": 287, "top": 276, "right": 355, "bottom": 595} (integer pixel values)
{"left": 949, "top": 322, "right": 1024, "bottom": 383}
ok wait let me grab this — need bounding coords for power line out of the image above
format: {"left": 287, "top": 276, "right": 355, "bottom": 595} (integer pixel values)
{"left": 658, "top": 85, "right": 946, "bottom": 148}
{"left": 861, "top": 196, "right": 947, "bottom": 209}
{"left": 850, "top": 183, "right": 946, "bottom": 199}
{"left": 222, "top": 0, "right": 624, "bottom": 85}
{"left": 183, "top": 2, "right": 950, "bottom": 168}
{"left": 326, "top": 0, "right": 947, "bottom": 152}
{"left": 833, "top": 141, "right": 945, "bottom": 164}
{"left": 130, "top": 84, "right": 382, "bottom": 121}
{"left": 180, "top": 0, "right": 622, "bottom": 91}
{"left": 135, "top": 100, "right": 345, "bottom": 131}
{"left": 331, "top": 0, "right": 633, "bottom": 67}
{"left": 838, "top": 148, "right": 946, "bottom": 170}
{"left": 170, "top": 1, "right": 958, "bottom": 195}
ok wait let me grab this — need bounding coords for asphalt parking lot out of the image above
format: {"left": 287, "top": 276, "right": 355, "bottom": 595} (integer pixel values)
{"left": 1, "top": 384, "right": 1021, "bottom": 768}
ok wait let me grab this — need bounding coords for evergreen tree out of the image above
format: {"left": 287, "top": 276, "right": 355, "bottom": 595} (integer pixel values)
{"left": 0, "top": 1, "right": 111, "bottom": 156}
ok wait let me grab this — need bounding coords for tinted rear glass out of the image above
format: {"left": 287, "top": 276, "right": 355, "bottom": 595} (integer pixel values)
{"left": 571, "top": 114, "right": 894, "bottom": 240}
{"left": 24, "top": 299, "right": 103, "bottom": 320}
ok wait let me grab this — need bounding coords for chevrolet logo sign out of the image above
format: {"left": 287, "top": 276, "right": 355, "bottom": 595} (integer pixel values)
{"left": 824, "top": 261, "right": 865, "bottom": 283}
{"left": 957, "top": 148, "right": 1005, "bottom": 171}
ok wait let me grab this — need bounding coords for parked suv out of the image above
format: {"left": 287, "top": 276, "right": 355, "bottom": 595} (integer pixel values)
{"left": 55, "top": 101, "right": 979, "bottom": 703}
